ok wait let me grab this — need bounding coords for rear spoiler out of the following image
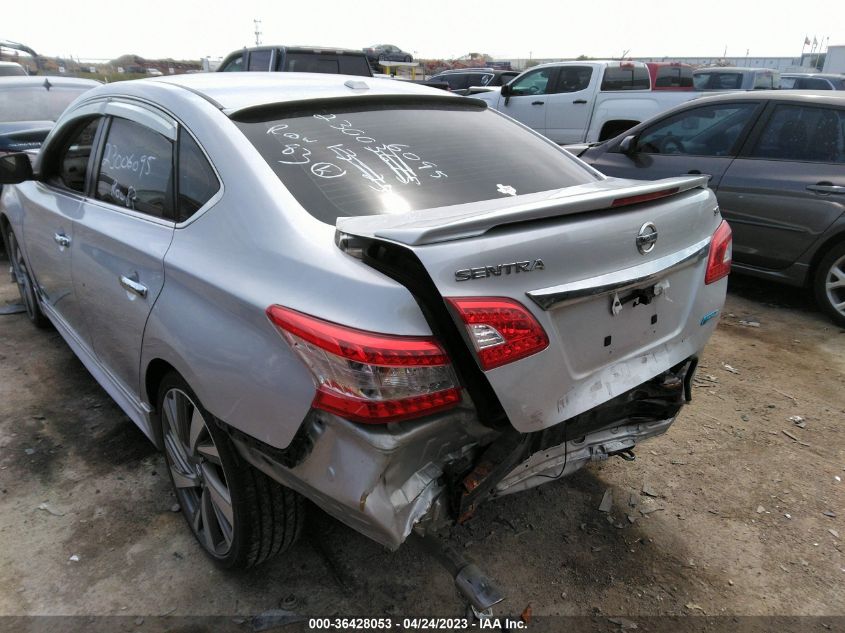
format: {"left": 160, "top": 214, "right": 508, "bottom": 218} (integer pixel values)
{"left": 337, "top": 175, "right": 709, "bottom": 247}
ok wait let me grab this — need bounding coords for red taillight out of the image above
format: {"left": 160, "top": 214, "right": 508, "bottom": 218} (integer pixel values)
{"left": 447, "top": 297, "right": 549, "bottom": 370}
{"left": 611, "top": 187, "right": 680, "bottom": 208}
{"left": 267, "top": 306, "right": 460, "bottom": 424}
{"left": 705, "top": 220, "right": 732, "bottom": 284}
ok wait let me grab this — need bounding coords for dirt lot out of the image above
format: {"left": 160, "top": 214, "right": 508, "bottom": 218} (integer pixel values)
{"left": 1, "top": 272, "right": 843, "bottom": 625}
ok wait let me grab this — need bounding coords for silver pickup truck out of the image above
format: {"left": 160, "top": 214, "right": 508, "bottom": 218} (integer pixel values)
{"left": 0, "top": 74, "right": 730, "bottom": 609}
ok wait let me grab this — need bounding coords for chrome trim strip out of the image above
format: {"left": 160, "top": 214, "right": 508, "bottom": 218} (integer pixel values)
{"left": 526, "top": 236, "right": 712, "bottom": 311}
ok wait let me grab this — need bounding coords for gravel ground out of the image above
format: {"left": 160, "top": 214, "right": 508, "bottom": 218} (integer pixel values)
{"left": 0, "top": 273, "right": 843, "bottom": 625}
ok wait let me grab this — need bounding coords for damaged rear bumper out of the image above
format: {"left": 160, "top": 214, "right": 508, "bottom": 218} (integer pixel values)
{"left": 228, "top": 357, "right": 697, "bottom": 550}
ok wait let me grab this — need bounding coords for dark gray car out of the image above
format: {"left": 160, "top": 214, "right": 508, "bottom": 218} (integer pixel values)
{"left": 580, "top": 91, "right": 845, "bottom": 325}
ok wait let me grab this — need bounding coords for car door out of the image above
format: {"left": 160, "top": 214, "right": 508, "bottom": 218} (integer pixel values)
{"left": 18, "top": 116, "right": 102, "bottom": 343}
{"left": 588, "top": 101, "right": 761, "bottom": 188}
{"left": 72, "top": 103, "right": 177, "bottom": 395}
{"left": 717, "top": 101, "right": 845, "bottom": 270}
{"left": 544, "top": 65, "right": 596, "bottom": 143}
{"left": 498, "top": 66, "right": 559, "bottom": 135}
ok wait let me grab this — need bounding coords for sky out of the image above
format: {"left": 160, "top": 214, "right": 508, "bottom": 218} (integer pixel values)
{"left": 3, "top": 0, "right": 843, "bottom": 62}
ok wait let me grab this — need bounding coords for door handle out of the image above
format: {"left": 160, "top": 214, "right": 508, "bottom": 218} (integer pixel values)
{"left": 119, "top": 275, "right": 148, "bottom": 298}
{"left": 807, "top": 183, "right": 845, "bottom": 195}
{"left": 531, "top": 100, "right": 544, "bottom": 105}
{"left": 573, "top": 99, "right": 588, "bottom": 104}
{"left": 53, "top": 233, "right": 71, "bottom": 248}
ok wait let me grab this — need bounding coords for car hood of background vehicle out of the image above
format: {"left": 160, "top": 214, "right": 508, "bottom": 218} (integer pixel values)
{"left": 0, "top": 121, "right": 54, "bottom": 151}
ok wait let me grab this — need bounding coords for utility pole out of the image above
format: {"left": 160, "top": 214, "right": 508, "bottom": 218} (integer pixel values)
{"left": 254, "top": 19, "right": 262, "bottom": 46}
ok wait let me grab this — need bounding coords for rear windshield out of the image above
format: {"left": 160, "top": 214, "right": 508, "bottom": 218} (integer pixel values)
{"left": 654, "top": 66, "right": 693, "bottom": 88}
{"left": 0, "top": 83, "right": 93, "bottom": 122}
{"left": 234, "top": 103, "right": 596, "bottom": 224}
{"left": 694, "top": 72, "right": 743, "bottom": 90}
{"left": 283, "top": 53, "right": 372, "bottom": 77}
{"left": 601, "top": 66, "right": 650, "bottom": 91}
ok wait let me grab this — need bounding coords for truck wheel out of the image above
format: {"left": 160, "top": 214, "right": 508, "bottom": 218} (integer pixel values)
{"left": 157, "top": 371, "right": 304, "bottom": 569}
{"left": 814, "top": 241, "right": 845, "bottom": 327}
{"left": 6, "top": 227, "right": 49, "bottom": 328}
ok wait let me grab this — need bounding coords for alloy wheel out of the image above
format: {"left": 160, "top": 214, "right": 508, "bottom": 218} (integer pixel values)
{"left": 824, "top": 253, "right": 845, "bottom": 319}
{"left": 162, "top": 388, "right": 234, "bottom": 556}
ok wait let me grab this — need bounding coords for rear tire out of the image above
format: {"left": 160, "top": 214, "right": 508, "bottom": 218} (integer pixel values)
{"left": 6, "top": 226, "right": 49, "bottom": 328}
{"left": 156, "top": 371, "right": 304, "bottom": 569}
{"left": 813, "top": 241, "right": 845, "bottom": 327}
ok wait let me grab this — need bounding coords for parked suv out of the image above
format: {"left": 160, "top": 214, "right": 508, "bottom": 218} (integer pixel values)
{"left": 217, "top": 46, "right": 372, "bottom": 77}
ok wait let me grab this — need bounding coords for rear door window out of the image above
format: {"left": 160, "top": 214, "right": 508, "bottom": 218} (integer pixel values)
{"left": 636, "top": 103, "right": 758, "bottom": 156}
{"left": 553, "top": 66, "right": 592, "bottom": 93}
{"left": 654, "top": 66, "right": 693, "bottom": 88}
{"left": 601, "top": 65, "right": 649, "bottom": 90}
{"left": 749, "top": 104, "right": 845, "bottom": 163}
{"left": 95, "top": 117, "right": 174, "bottom": 218}
{"left": 177, "top": 130, "right": 220, "bottom": 221}
{"left": 694, "top": 73, "right": 743, "bottom": 90}
{"left": 233, "top": 103, "right": 597, "bottom": 224}
{"left": 248, "top": 50, "right": 273, "bottom": 71}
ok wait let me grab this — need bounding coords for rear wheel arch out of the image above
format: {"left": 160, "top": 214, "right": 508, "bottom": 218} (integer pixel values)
{"left": 808, "top": 230, "right": 845, "bottom": 284}
{"left": 145, "top": 358, "right": 178, "bottom": 414}
{"left": 810, "top": 233, "right": 845, "bottom": 326}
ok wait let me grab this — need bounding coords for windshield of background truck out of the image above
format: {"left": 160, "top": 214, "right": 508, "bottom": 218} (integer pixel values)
{"left": 234, "top": 103, "right": 597, "bottom": 224}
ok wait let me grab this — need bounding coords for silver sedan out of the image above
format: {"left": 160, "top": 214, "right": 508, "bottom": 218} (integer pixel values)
{"left": 0, "top": 73, "right": 727, "bottom": 598}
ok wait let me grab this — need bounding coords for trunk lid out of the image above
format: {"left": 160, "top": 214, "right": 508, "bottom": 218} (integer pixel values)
{"left": 338, "top": 176, "right": 726, "bottom": 433}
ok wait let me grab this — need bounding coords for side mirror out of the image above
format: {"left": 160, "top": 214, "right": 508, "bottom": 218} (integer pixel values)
{"left": 619, "top": 135, "right": 638, "bottom": 155}
{"left": 500, "top": 83, "right": 511, "bottom": 97}
{"left": 0, "top": 152, "right": 33, "bottom": 184}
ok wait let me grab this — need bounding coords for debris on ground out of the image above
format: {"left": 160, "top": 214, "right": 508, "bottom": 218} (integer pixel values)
{"left": 608, "top": 616, "right": 638, "bottom": 629}
{"left": 823, "top": 510, "right": 837, "bottom": 518}
{"left": 788, "top": 415, "right": 806, "bottom": 429}
{"left": 170, "top": 503, "right": 180, "bottom": 513}
{"left": 599, "top": 489, "right": 613, "bottom": 513}
{"left": 36, "top": 502, "right": 65, "bottom": 517}
{"left": 830, "top": 529, "right": 840, "bottom": 539}
{"left": 722, "top": 364, "right": 740, "bottom": 374}
{"left": 756, "top": 505, "right": 765, "bottom": 514}
{"left": 641, "top": 483, "right": 659, "bottom": 497}
{"left": 738, "top": 320, "right": 760, "bottom": 328}
{"left": 781, "top": 430, "right": 811, "bottom": 447}
{"left": 251, "top": 609, "right": 306, "bottom": 631}
{"left": 685, "top": 603, "right": 706, "bottom": 613}
{"left": 520, "top": 604, "right": 532, "bottom": 624}
{"left": 68, "top": 555, "right": 79, "bottom": 562}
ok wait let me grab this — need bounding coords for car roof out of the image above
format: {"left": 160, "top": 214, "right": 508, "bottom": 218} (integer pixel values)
{"left": 225, "top": 45, "right": 366, "bottom": 55}
{"left": 681, "top": 90, "right": 845, "bottom": 106}
{"left": 782, "top": 72, "right": 844, "bottom": 79}
{"left": 694, "top": 67, "right": 776, "bottom": 73}
{"left": 93, "top": 72, "right": 459, "bottom": 113}
{"left": 0, "top": 76, "right": 101, "bottom": 88}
